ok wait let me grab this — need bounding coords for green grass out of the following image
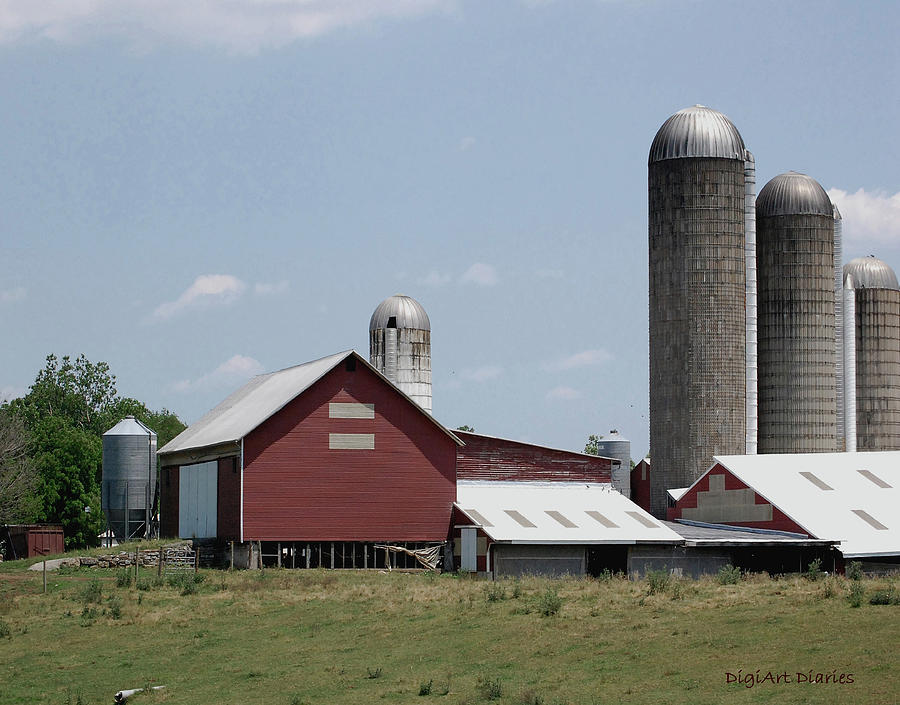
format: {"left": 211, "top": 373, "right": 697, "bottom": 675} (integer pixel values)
{"left": 0, "top": 562, "right": 897, "bottom": 705}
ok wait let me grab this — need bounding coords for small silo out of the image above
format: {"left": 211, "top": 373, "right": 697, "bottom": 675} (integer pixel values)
{"left": 756, "top": 172, "right": 837, "bottom": 453}
{"left": 369, "top": 294, "right": 432, "bottom": 414}
{"left": 102, "top": 416, "right": 157, "bottom": 541}
{"left": 834, "top": 204, "right": 845, "bottom": 449}
{"left": 843, "top": 256, "right": 900, "bottom": 450}
{"left": 648, "top": 105, "right": 748, "bottom": 517}
{"left": 595, "top": 430, "right": 632, "bottom": 498}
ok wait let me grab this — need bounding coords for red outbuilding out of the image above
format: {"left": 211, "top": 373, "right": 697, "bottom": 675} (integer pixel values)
{"left": 157, "top": 351, "right": 462, "bottom": 568}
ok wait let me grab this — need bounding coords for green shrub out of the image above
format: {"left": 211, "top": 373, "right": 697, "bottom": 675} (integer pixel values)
{"left": 418, "top": 679, "right": 433, "bottom": 696}
{"left": 536, "top": 587, "right": 562, "bottom": 617}
{"left": 847, "top": 561, "right": 864, "bottom": 581}
{"left": 716, "top": 564, "right": 741, "bottom": 585}
{"left": 485, "top": 582, "right": 506, "bottom": 602}
{"left": 366, "top": 667, "right": 383, "bottom": 679}
{"left": 511, "top": 580, "right": 523, "bottom": 599}
{"left": 107, "top": 596, "right": 123, "bottom": 620}
{"left": 115, "top": 569, "right": 133, "bottom": 588}
{"left": 848, "top": 582, "right": 865, "bottom": 608}
{"left": 645, "top": 568, "right": 670, "bottom": 595}
{"left": 476, "top": 676, "right": 503, "bottom": 700}
{"left": 79, "top": 581, "right": 102, "bottom": 604}
{"left": 868, "top": 588, "right": 899, "bottom": 606}
{"left": 518, "top": 689, "right": 544, "bottom": 705}
{"left": 803, "top": 558, "right": 824, "bottom": 582}
{"left": 0, "top": 619, "right": 10, "bottom": 638}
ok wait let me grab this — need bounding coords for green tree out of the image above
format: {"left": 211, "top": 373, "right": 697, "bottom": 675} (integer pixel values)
{"left": 584, "top": 434, "right": 601, "bottom": 455}
{"left": 456, "top": 424, "right": 476, "bottom": 433}
{"left": 6, "top": 354, "right": 187, "bottom": 548}
{"left": 0, "top": 408, "right": 39, "bottom": 525}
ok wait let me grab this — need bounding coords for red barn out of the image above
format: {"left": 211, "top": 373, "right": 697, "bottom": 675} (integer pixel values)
{"left": 157, "top": 351, "right": 462, "bottom": 568}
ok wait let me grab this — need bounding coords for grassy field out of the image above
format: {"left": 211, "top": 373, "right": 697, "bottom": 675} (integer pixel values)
{"left": 0, "top": 549, "right": 897, "bottom": 705}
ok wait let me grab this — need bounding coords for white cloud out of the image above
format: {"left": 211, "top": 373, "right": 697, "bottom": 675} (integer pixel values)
{"left": 254, "top": 280, "right": 289, "bottom": 296}
{"left": 546, "top": 385, "right": 581, "bottom": 401}
{"left": 0, "top": 286, "right": 26, "bottom": 303}
{"left": 458, "top": 136, "right": 476, "bottom": 152}
{"left": 546, "top": 349, "right": 612, "bottom": 371}
{"left": 828, "top": 188, "right": 900, "bottom": 247}
{"left": 0, "top": 1, "right": 454, "bottom": 52}
{"left": 417, "top": 270, "right": 453, "bottom": 287}
{"left": 461, "top": 365, "right": 503, "bottom": 382}
{"left": 153, "top": 274, "right": 246, "bottom": 320}
{"left": 460, "top": 262, "right": 498, "bottom": 287}
{"left": 171, "top": 354, "right": 264, "bottom": 393}
{"left": 0, "top": 385, "right": 25, "bottom": 403}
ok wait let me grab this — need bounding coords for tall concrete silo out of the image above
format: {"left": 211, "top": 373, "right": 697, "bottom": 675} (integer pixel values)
{"left": 369, "top": 294, "right": 432, "bottom": 414}
{"left": 843, "top": 256, "right": 900, "bottom": 450}
{"left": 595, "top": 430, "right": 631, "bottom": 498}
{"left": 648, "top": 105, "right": 749, "bottom": 517}
{"left": 756, "top": 172, "right": 836, "bottom": 453}
{"left": 834, "top": 205, "right": 845, "bottom": 449}
{"left": 102, "top": 416, "right": 157, "bottom": 541}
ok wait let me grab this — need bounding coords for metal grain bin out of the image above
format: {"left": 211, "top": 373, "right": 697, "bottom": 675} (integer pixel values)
{"left": 648, "top": 105, "right": 748, "bottom": 516}
{"left": 102, "top": 416, "right": 157, "bottom": 541}
{"left": 757, "top": 172, "right": 837, "bottom": 453}
{"left": 369, "top": 294, "right": 432, "bottom": 414}
{"left": 595, "top": 431, "right": 632, "bottom": 498}
{"left": 843, "top": 256, "right": 900, "bottom": 450}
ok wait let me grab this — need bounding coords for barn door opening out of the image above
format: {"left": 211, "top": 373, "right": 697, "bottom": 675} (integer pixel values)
{"left": 461, "top": 528, "right": 477, "bottom": 572}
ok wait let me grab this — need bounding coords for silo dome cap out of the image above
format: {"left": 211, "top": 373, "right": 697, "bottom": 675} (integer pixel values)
{"left": 369, "top": 294, "right": 431, "bottom": 331}
{"left": 649, "top": 105, "right": 746, "bottom": 164}
{"left": 103, "top": 415, "right": 157, "bottom": 437}
{"left": 843, "top": 256, "right": 900, "bottom": 290}
{"left": 757, "top": 171, "right": 833, "bottom": 217}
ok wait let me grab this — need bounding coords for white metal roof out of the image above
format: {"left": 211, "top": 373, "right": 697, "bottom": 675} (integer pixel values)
{"left": 707, "top": 452, "right": 900, "bottom": 558}
{"left": 455, "top": 481, "right": 682, "bottom": 545}
{"left": 159, "top": 350, "right": 461, "bottom": 457}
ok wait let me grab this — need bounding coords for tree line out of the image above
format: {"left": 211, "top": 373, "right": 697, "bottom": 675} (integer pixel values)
{"left": 1, "top": 354, "right": 186, "bottom": 549}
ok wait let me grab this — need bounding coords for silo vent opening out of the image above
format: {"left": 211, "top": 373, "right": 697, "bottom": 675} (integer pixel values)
{"left": 387, "top": 316, "right": 397, "bottom": 328}
{"left": 345, "top": 357, "right": 356, "bottom": 372}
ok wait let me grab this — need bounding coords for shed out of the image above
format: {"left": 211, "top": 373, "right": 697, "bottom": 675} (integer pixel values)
{"left": 2, "top": 524, "right": 65, "bottom": 559}
{"left": 157, "top": 350, "right": 463, "bottom": 567}
{"left": 669, "top": 452, "right": 900, "bottom": 563}
{"left": 454, "top": 481, "right": 681, "bottom": 577}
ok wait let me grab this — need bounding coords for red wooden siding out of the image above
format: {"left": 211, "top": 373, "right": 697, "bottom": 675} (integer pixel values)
{"left": 3, "top": 525, "right": 64, "bottom": 558}
{"left": 631, "top": 459, "right": 651, "bottom": 512}
{"left": 159, "top": 466, "right": 179, "bottom": 539}
{"left": 242, "top": 362, "right": 457, "bottom": 542}
{"left": 455, "top": 431, "right": 613, "bottom": 483}
{"left": 217, "top": 456, "right": 240, "bottom": 540}
{"left": 670, "top": 464, "right": 808, "bottom": 535}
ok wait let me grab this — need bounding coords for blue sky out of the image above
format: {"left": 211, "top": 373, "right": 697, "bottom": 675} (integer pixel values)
{"left": 1, "top": 1, "right": 898, "bottom": 459}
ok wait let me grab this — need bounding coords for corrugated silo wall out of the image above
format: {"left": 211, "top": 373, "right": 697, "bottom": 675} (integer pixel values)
{"left": 854, "top": 287, "right": 900, "bottom": 449}
{"left": 648, "top": 157, "right": 746, "bottom": 517}
{"left": 757, "top": 213, "right": 836, "bottom": 452}
{"left": 370, "top": 328, "right": 432, "bottom": 414}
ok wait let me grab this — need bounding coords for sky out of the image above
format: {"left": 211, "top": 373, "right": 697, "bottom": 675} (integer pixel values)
{"left": 1, "top": 0, "right": 899, "bottom": 460}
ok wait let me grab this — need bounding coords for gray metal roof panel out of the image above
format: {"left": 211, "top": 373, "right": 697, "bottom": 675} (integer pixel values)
{"left": 158, "top": 350, "right": 462, "bottom": 457}
{"left": 843, "top": 256, "right": 900, "bottom": 290}
{"left": 103, "top": 415, "right": 157, "bottom": 437}
{"left": 757, "top": 171, "right": 833, "bottom": 217}
{"left": 648, "top": 105, "right": 746, "bottom": 164}
{"left": 369, "top": 294, "right": 430, "bottom": 331}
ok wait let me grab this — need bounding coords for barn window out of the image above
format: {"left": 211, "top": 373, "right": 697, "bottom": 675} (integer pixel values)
{"left": 585, "top": 510, "right": 619, "bottom": 528}
{"left": 545, "top": 510, "right": 577, "bottom": 528}
{"left": 851, "top": 509, "right": 888, "bottom": 531}
{"left": 857, "top": 469, "right": 891, "bottom": 488}
{"left": 504, "top": 510, "right": 536, "bottom": 528}
{"left": 345, "top": 357, "right": 356, "bottom": 372}
{"left": 799, "top": 471, "right": 834, "bottom": 491}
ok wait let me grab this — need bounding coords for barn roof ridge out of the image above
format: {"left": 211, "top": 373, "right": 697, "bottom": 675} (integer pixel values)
{"left": 159, "top": 349, "right": 461, "bottom": 458}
